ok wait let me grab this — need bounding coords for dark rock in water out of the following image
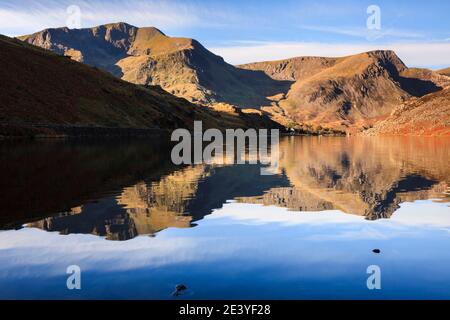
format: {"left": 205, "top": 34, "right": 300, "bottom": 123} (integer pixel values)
{"left": 373, "top": 249, "right": 381, "bottom": 254}
{"left": 176, "top": 284, "right": 187, "bottom": 291}
{"left": 172, "top": 284, "right": 188, "bottom": 296}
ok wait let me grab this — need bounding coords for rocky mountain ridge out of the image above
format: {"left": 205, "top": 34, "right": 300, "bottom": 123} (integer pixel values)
{"left": 20, "top": 22, "right": 290, "bottom": 108}
{"left": 17, "top": 22, "right": 450, "bottom": 135}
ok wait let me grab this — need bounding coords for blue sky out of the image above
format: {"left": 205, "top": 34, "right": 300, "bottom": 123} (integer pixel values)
{"left": 1, "top": 0, "right": 449, "bottom": 68}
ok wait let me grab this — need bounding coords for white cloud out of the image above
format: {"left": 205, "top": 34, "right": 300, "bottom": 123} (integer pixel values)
{"left": 1, "top": 1, "right": 448, "bottom": 69}
{"left": 0, "top": 0, "right": 208, "bottom": 36}
{"left": 210, "top": 41, "right": 450, "bottom": 68}
{"left": 299, "top": 25, "right": 425, "bottom": 39}
{"left": 209, "top": 200, "right": 450, "bottom": 228}
{"left": 207, "top": 202, "right": 363, "bottom": 226}
{"left": 0, "top": 228, "right": 202, "bottom": 274}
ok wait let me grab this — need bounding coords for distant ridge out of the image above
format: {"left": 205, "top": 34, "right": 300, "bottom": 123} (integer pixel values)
{"left": 239, "top": 56, "right": 340, "bottom": 82}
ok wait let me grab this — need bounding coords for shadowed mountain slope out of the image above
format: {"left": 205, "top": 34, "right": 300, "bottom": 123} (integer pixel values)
{"left": 0, "top": 34, "right": 279, "bottom": 137}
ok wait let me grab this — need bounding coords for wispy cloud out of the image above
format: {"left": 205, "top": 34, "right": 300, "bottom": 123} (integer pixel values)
{"left": 211, "top": 41, "right": 450, "bottom": 68}
{"left": 210, "top": 200, "right": 450, "bottom": 230}
{"left": 0, "top": 0, "right": 228, "bottom": 36}
{"left": 299, "top": 25, "right": 425, "bottom": 39}
{"left": 1, "top": 0, "right": 448, "bottom": 69}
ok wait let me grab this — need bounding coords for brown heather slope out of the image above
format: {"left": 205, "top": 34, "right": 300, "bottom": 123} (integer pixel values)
{"left": 240, "top": 51, "right": 449, "bottom": 132}
{"left": 19, "top": 22, "right": 290, "bottom": 108}
{"left": 438, "top": 67, "right": 450, "bottom": 77}
{"left": 363, "top": 86, "right": 450, "bottom": 136}
{"left": 0, "top": 34, "right": 279, "bottom": 137}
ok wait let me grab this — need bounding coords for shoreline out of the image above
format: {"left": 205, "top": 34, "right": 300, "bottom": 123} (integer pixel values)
{"left": 0, "top": 123, "right": 349, "bottom": 140}
{"left": 0, "top": 123, "right": 170, "bottom": 140}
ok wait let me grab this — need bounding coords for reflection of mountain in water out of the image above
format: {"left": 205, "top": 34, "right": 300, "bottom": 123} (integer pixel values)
{"left": 0, "top": 138, "right": 177, "bottom": 229}
{"left": 28, "top": 164, "right": 289, "bottom": 240}
{"left": 2, "top": 136, "right": 449, "bottom": 241}
{"left": 238, "top": 137, "right": 449, "bottom": 220}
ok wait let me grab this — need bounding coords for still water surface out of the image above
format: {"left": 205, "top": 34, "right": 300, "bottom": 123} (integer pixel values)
{"left": 0, "top": 136, "right": 449, "bottom": 299}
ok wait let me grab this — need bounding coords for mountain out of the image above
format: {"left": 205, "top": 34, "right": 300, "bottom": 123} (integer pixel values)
{"left": 363, "top": 86, "right": 450, "bottom": 136}
{"left": 0, "top": 34, "right": 279, "bottom": 137}
{"left": 240, "top": 51, "right": 450, "bottom": 131}
{"left": 19, "top": 22, "right": 290, "bottom": 109}
{"left": 19, "top": 23, "right": 450, "bottom": 134}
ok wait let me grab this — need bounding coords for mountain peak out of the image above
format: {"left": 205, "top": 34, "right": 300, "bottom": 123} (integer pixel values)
{"left": 102, "top": 22, "right": 137, "bottom": 29}
{"left": 137, "top": 26, "right": 166, "bottom": 37}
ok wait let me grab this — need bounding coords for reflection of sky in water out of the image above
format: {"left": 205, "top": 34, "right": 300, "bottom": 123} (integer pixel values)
{"left": 0, "top": 200, "right": 449, "bottom": 300}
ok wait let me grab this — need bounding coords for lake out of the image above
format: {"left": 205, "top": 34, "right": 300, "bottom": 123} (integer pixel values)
{"left": 0, "top": 136, "right": 449, "bottom": 299}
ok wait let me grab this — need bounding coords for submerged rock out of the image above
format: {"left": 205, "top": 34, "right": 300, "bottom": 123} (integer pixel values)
{"left": 172, "top": 284, "right": 188, "bottom": 296}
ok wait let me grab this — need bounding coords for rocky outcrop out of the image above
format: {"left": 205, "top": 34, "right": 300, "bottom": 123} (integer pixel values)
{"left": 363, "top": 86, "right": 450, "bottom": 136}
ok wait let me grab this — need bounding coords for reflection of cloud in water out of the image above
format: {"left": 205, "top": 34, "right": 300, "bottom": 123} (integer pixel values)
{"left": 1, "top": 199, "right": 450, "bottom": 299}
{"left": 1, "top": 200, "right": 448, "bottom": 279}
{"left": 209, "top": 200, "right": 450, "bottom": 229}
{"left": 0, "top": 229, "right": 200, "bottom": 275}
{"left": 390, "top": 200, "right": 450, "bottom": 228}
